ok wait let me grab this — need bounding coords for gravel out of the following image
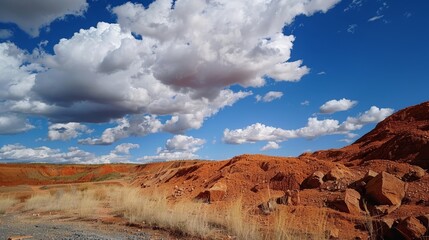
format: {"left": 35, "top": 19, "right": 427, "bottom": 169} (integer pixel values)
{"left": 0, "top": 214, "right": 158, "bottom": 240}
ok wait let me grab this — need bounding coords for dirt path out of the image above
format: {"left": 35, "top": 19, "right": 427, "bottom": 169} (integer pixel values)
{"left": 0, "top": 213, "right": 167, "bottom": 240}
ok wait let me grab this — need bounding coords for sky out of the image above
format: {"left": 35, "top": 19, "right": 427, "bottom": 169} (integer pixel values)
{"left": 0, "top": 0, "right": 427, "bottom": 164}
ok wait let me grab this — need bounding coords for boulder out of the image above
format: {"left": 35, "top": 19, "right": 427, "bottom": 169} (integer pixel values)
{"left": 365, "top": 171, "right": 407, "bottom": 206}
{"left": 301, "top": 171, "right": 324, "bottom": 189}
{"left": 328, "top": 188, "right": 363, "bottom": 214}
{"left": 324, "top": 167, "right": 345, "bottom": 181}
{"left": 196, "top": 182, "right": 227, "bottom": 203}
{"left": 395, "top": 216, "right": 427, "bottom": 240}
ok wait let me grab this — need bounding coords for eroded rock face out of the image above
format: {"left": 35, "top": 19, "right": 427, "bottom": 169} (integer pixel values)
{"left": 301, "top": 171, "right": 324, "bottom": 189}
{"left": 365, "top": 171, "right": 407, "bottom": 206}
{"left": 395, "top": 216, "right": 427, "bottom": 240}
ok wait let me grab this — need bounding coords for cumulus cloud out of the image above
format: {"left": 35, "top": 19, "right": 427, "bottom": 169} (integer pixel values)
{"left": 320, "top": 98, "right": 358, "bottom": 114}
{"left": 339, "top": 106, "right": 394, "bottom": 131}
{"left": 79, "top": 115, "right": 162, "bottom": 145}
{"left": 112, "top": 143, "right": 139, "bottom": 155}
{"left": 0, "top": 42, "right": 39, "bottom": 101}
{"left": 0, "top": 0, "right": 88, "bottom": 37}
{"left": 161, "top": 90, "right": 252, "bottom": 134}
{"left": 255, "top": 91, "right": 283, "bottom": 103}
{"left": 113, "top": 0, "right": 338, "bottom": 97}
{"left": 0, "top": 29, "right": 13, "bottom": 39}
{"left": 0, "top": 143, "right": 139, "bottom": 164}
{"left": 224, "top": 105, "right": 394, "bottom": 146}
{"left": 0, "top": 0, "right": 340, "bottom": 142}
{"left": 261, "top": 141, "right": 280, "bottom": 151}
{"left": 48, "top": 122, "right": 91, "bottom": 141}
{"left": 140, "top": 135, "right": 205, "bottom": 162}
{"left": 0, "top": 114, "right": 34, "bottom": 134}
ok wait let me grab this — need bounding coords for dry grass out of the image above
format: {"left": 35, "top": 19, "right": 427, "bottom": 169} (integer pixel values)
{"left": 25, "top": 188, "right": 99, "bottom": 217}
{"left": 0, "top": 196, "right": 18, "bottom": 214}
{"left": 224, "top": 197, "right": 262, "bottom": 240}
{"left": 271, "top": 207, "right": 328, "bottom": 240}
{"left": 20, "top": 185, "right": 330, "bottom": 240}
{"left": 108, "top": 186, "right": 216, "bottom": 238}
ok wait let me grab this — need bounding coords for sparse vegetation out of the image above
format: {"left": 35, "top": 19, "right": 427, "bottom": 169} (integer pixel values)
{"left": 271, "top": 207, "right": 328, "bottom": 240}
{"left": 25, "top": 188, "right": 99, "bottom": 217}
{"left": 19, "top": 185, "right": 331, "bottom": 239}
{"left": 0, "top": 196, "right": 17, "bottom": 214}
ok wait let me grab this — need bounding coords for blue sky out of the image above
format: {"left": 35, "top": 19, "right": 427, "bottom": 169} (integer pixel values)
{"left": 0, "top": 0, "right": 427, "bottom": 163}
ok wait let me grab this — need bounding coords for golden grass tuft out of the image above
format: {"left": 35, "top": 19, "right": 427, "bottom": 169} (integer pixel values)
{"left": 108, "top": 186, "right": 215, "bottom": 238}
{"left": 0, "top": 196, "right": 18, "bottom": 214}
{"left": 271, "top": 206, "right": 328, "bottom": 240}
{"left": 25, "top": 188, "right": 99, "bottom": 217}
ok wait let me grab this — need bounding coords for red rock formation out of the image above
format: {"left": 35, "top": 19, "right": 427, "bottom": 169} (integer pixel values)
{"left": 310, "top": 101, "right": 429, "bottom": 167}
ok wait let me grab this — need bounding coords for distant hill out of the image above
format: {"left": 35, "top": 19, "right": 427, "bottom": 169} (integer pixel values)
{"left": 310, "top": 101, "right": 429, "bottom": 167}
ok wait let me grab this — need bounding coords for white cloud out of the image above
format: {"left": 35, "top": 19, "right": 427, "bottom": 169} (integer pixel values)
{"left": 347, "top": 24, "right": 357, "bottom": 34}
{"left": 79, "top": 115, "right": 162, "bottom": 145}
{"left": 224, "top": 105, "right": 394, "bottom": 145}
{"left": 0, "top": 42, "right": 40, "bottom": 101}
{"left": 0, "top": 0, "right": 88, "bottom": 37}
{"left": 256, "top": 91, "right": 283, "bottom": 103}
{"left": 0, "top": 29, "right": 13, "bottom": 39}
{"left": 301, "top": 100, "right": 310, "bottom": 106}
{"left": 48, "top": 122, "right": 91, "bottom": 141}
{"left": 112, "top": 143, "right": 139, "bottom": 155}
{"left": 339, "top": 106, "right": 394, "bottom": 131}
{"left": 368, "top": 15, "right": 384, "bottom": 22}
{"left": 344, "top": 0, "right": 363, "bottom": 12}
{"left": 320, "top": 98, "right": 358, "bottom": 114}
{"left": 0, "top": 114, "right": 34, "bottom": 134}
{"left": 161, "top": 90, "right": 252, "bottom": 134}
{"left": 0, "top": 0, "right": 340, "bottom": 142}
{"left": 261, "top": 141, "right": 280, "bottom": 151}
{"left": 141, "top": 135, "right": 205, "bottom": 162}
{"left": 0, "top": 143, "right": 139, "bottom": 164}
{"left": 113, "top": 0, "right": 339, "bottom": 96}
{"left": 317, "top": 71, "right": 326, "bottom": 75}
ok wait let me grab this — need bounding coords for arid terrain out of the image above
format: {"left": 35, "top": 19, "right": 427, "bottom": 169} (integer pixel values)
{"left": 1, "top": 101, "right": 429, "bottom": 239}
